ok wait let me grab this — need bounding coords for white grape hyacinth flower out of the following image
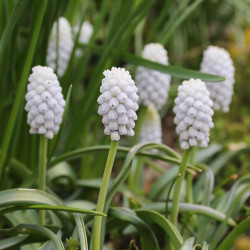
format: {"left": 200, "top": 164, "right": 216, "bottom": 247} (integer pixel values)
{"left": 135, "top": 43, "right": 171, "bottom": 110}
{"left": 173, "top": 79, "right": 214, "bottom": 150}
{"left": 97, "top": 67, "right": 139, "bottom": 141}
{"left": 46, "top": 17, "right": 73, "bottom": 77}
{"left": 139, "top": 104, "right": 162, "bottom": 144}
{"left": 200, "top": 45, "right": 235, "bottom": 112}
{"left": 74, "top": 21, "right": 93, "bottom": 57}
{"left": 25, "top": 66, "right": 66, "bottom": 139}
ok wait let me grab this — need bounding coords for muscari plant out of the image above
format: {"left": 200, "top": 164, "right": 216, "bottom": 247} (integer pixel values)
{"left": 0, "top": 1, "right": 249, "bottom": 250}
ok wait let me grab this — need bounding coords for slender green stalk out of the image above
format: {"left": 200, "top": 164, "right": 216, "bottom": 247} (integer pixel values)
{"left": 38, "top": 136, "right": 48, "bottom": 225}
{"left": 186, "top": 147, "right": 196, "bottom": 203}
{"left": 171, "top": 149, "right": 191, "bottom": 226}
{"left": 92, "top": 140, "right": 118, "bottom": 250}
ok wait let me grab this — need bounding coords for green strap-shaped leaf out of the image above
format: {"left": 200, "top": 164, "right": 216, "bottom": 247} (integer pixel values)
{"left": 140, "top": 202, "right": 236, "bottom": 226}
{"left": 109, "top": 207, "right": 160, "bottom": 250}
{"left": 50, "top": 145, "right": 199, "bottom": 172}
{"left": 79, "top": 43, "right": 225, "bottom": 82}
{"left": 217, "top": 217, "right": 250, "bottom": 250}
{"left": 136, "top": 209, "right": 183, "bottom": 249}
{"left": 0, "top": 235, "right": 28, "bottom": 249}
{"left": 0, "top": 224, "right": 64, "bottom": 250}
{"left": 74, "top": 214, "right": 89, "bottom": 250}
{"left": 0, "top": 204, "right": 106, "bottom": 217}
{"left": 180, "top": 237, "right": 195, "bottom": 250}
{"left": 0, "top": 189, "right": 105, "bottom": 216}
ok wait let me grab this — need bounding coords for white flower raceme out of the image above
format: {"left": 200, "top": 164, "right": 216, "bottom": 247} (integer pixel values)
{"left": 173, "top": 79, "right": 214, "bottom": 150}
{"left": 135, "top": 43, "right": 171, "bottom": 110}
{"left": 97, "top": 67, "right": 139, "bottom": 141}
{"left": 139, "top": 104, "right": 162, "bottom": 144}
{"left": 74, "top": 21, "right": 93, "bottom": 57}
{"left": 200, "top": 45, "right": 235, "bottom": 112}
{"left": 25, "top": 66, "right": 65, "bottom": 139}
{"left": 46, "top": 17, "right": 73, "bottom": 77}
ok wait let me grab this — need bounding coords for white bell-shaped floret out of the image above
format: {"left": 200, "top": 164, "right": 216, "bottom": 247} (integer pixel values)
{"left": 98, "top": 67, "right": 139, "bottom": 141}
{"left": 25, "top": 66, "right": 65, "bottom": 139}
{"left": 200, "top": 45, "right": 235, "bottom": 112}
{"left": 46, "top": 17, "right": 73, "bottom": 77}
{"left": 173, "top": 78, "right": 214, "bottom": 150}
{"left": 135, "top": 43, "right": 171, "bottom": 110}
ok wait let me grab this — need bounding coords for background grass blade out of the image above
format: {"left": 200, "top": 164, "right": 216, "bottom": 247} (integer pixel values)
{"left": 0, "top": 0, "right": 48, "bottom": 182}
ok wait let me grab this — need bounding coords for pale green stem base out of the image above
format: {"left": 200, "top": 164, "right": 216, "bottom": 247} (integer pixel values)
{"left": 92, "top": 140, "right": 118, "bottom": 250}
{"left": 39, "top": 136, "right": 48, "bottom": 225}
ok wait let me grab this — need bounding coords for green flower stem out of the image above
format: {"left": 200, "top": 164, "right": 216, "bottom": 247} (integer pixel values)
{"left": 186, "top": 147, "right": 196, "bottom": 203}
{"left": 171, "top": 149, "right": 191, "bottom": 226}
{"left": 92, "top": 140, "right": 118, "bottom": 250}
{"left": 38, "top": 136, "right": 48, "bottom": 225}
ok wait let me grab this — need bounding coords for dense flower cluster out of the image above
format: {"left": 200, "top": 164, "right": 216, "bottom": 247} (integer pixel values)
{"left": 97, "top": 67, "right": 139, "bottom": 141}
{"left": 46, "top": 17, "right": 73, "bottom": 77}
{"left": 135, "top": 43, "right": 171, "bottom": 110}
{"left": 139, "top": 104, "right": 162, "bottom": 144}
{"left": 74, "top": 21, "right": 93, "bottom": 57}
{"left": 173, "top": 79, "right": 214, "bottom": 150}
{"left": 200, "top": 45, "right": 235, "bottom": 112}
{"left": 25, "top": 66, "right": 65, "bottom": 139}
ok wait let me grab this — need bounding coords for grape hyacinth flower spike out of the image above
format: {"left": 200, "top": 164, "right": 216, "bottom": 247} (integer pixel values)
{"left": 139, "top": 103, "right": 162, "bottom": 144}
{"left": 93, "top": 67, "right": 139, "bottom": 250}
{"left": 173, "top": 78, "right": 214, "bottom": 150}
{"left": 25, "top": 66, "right": 65, "bottom": 224}
{"left": 171, "top": 78, "right": 214, "bottom": 229}
{"left": 25, "top": 66, "right": 66, "bottom": 139}
{"left": 135, "top": 43, "right": 171, "bottom": 110}
{"left": 46, "top": 17, "right": 73, "bottom": 77}
{"left": 74, "top": 20, "right": 93, "bottom": 57}
{"left": 201, "top": 45, "right": 235, "bottom": 112}
{"left": 97, "top": 67, "right": 139, "bottom": 141}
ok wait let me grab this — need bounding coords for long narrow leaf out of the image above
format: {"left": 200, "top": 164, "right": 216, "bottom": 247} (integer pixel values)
{"left": 136, "top": 209, "right": 183, "bottom": 249}
{"left": 109, "top": 207, "right": 160, "bottom": 250}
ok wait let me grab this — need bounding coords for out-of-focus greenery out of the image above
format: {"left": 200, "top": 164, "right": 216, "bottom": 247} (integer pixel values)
{"left": 0, "top": 0, "right": 249, "bottom": 249}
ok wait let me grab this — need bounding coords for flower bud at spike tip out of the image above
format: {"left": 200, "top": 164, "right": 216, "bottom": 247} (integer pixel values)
{"left": 25, "top": 66, "right": 65, "bottom": 139}
{"left": 46, "top": 17, "right": 73, "bottom": 77}
{"left": 174, "top": 79, "right": 214, "bottom": 150}
{"left": 200, "top": 45, "right": 235, "bottom": 112}
{"left": 135, "top": 43, "right": 171, "bottom": 110}
{"left": 139, "top": 104, "right": 162, "bottom": 144}
{"left": 73, "top": 21, "right": 93, "bottom": 57}
{"left": 98, "top": 67, "right": 139, "bottom": 141}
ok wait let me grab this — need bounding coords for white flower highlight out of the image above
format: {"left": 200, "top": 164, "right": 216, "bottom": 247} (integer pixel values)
{"left": 139, "top": 104, "right": 162, "bottom": 144}
{"left": 46, "top": 17, "right": 73, "bottom": 77}
{"left": 25, "top": 66, "right": 65, "bottom": 139}
{"left": 97, "top": 67, "right": 139, "bottom": 141}
{"left": 200, "top": 45, "right": 235, "bottom": 112}
{"left": 135, "top": 43, "right": 171, "bottom": 110}
{"left": 74, "top": 21, "right": 93, "bottom": 57}
{"left": 173, "top": 79, "right": 214, "bottom": 150}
